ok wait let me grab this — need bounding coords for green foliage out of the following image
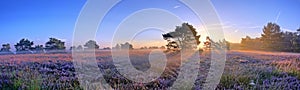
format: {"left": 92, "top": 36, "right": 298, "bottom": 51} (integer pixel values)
{"left": 84, "top": 40, "right": 100, "bottom": 49}
{"left": 120, "top": 42, "right": 133, "bottom": 50}
{"left": 287, "top": 69, "right": 300, "bottom": 79}
{"left": 162, "top": 23, "right": 200, "bottom": 51}
{"left": 0, "top": 43, "right": 12, "bottom": 53}
{"left": 219, "top": 75, "right": 236, "bottom": 89}
{"left": 261, "top": 22, "right": 283, "bottom": 50}
{"left": 241, "top": 22, "right": 300, "bottom": 52}
{"left": 14, "top": 38, "right": 34, "bottom": 51}
{"left": 204, "top": 37, "right": 230, "bottom": 50}
{"left": 45, "top": 37, "right": 66, "bottom": 50}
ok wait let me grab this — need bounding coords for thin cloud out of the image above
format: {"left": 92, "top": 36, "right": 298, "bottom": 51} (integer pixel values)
{"left": 275, "top": 11, "right": 281, "bottom": 23}
{"left": 248, "top": 26, "right": 262, "bottom": 29}
{"left": 234, "top": 29, "right": 239, "bottom": 33}
{"left": 173, "top": 5, "right": 180, "bottom": 9}
{"left": 282, "top": 28, "right": 294, "bottom": 32}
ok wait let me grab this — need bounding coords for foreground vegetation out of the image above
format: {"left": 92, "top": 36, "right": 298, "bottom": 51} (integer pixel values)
{"left": 0, "top": 50, "right": 299, "bottom": 89}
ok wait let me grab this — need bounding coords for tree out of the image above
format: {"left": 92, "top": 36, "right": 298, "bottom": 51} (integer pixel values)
{"left": 1, "top": 43, "right": 11, "bottom": 52}
{"left": 0, "top": 43, "right": 13, "bottom": 54}
{"left": 241, "top": 36, "right": 263, "bottom": 50}
{"left": 166, "top": 41, "right": 179, "bottom": 51}
{"left": 162, "top": 23, "right": 200, "bottom": 51}
{"left": 70, "top": 46, "right": 76, "bottom": 50}
{"left": 45, "top": 38, "right": 66, "bottom": 51}
{"left": 291, "top": 29, "right": 300, "bottom": 52}
{"left": 261, "top": 22, "right": 283, "bottom": 51}
{"left": 114, "top": 44, "right": 121, "bottom": 50}
{"left": 32, "top": 45, "right": 44, "bottom": 53}
{"left": 216, "top": 39, "right": 230, "bottom": 50}
{"left": 84, "top": 40, "right": 99, "bottom": 49}
{"left": 76, "top": 45, "right": 83, "bottom": 51}
{"left": 203, "top": 36, "right": 212, "bottom": 50}
{"left": 160, "top": 46, "right": 166, "bottom": 49}
{"left": 203, "top": 36, "right": 230, "bottom": 50}
{"left": 140, "top": 46, "right": 147, "bottom": 49}
{"left": 102, "top": 47, "right": 111, "bottom": 50}
{"left": 120, "top": 42, "right": 133, "bottom": 50}
{"left": 14, "top": 38, "right": 34, "bottom": 51}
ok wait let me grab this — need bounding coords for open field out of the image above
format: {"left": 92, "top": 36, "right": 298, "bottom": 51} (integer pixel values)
{"left": 0, "top": 50, "right": 300, "bottom": 89}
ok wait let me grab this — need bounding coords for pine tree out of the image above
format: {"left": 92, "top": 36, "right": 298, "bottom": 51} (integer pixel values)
{"left": 261, "top": 22, "right": 283, "bottom": 51}
{"left": 162, "top": 23, "right": 201, "bottom": 51}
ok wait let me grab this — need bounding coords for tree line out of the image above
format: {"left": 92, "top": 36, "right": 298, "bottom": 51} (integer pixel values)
{"left": 241, "top": 22, "right": 300, "bottom": 52}
{"left": 1, "top": 22, "right": 233, "bottom": 54}
{"left": 0, "top": 38, "right": 116, "bottom": 54}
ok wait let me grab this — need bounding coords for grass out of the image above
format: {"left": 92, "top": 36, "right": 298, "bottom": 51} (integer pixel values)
{"left": 272, "top": 58, "right": 300, "bottom": 79}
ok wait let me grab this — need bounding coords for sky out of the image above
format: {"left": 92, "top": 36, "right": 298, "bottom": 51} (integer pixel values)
{"left": 0, "top": 0, "right": 299, "bottom": 49}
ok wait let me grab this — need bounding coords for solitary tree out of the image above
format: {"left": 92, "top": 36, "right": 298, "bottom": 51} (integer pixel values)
{"left": 14, "top": 38, "right": 34, "bottom": 51}
{"left": 1, "top": 43, "right": 11, "bottom": 52}
{"left": 162, "top": 23, "right": 200, "bottom": 51}
{"left": 120, "top": 42, "right": 133, "bottom": 50}
{"left": 84, "top": 40, "right": 99, "bottom": 50}
{"left": 45, "top": 38, "right": 66, "bottom": 51}
{"left": 0, "top": 43, "right": 13, "bottom": 54}
{"left": 261, "top": 22, "right": 283, "bottom": 51}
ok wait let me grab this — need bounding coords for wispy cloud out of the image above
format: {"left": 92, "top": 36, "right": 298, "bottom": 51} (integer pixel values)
{"left": 248, "top": 26, "right": 262, "bottom": 29}
{"left": 173, "top": 5, "right": 180, "bottom": 9}
{"left": 234, "top": 29, "right": 239, "bottom": 33}
{"left": 282, "top": 28, "right": 294, "bottom": 32}
{"left": 275, "top": 11, "right": 281, "bottom": 23}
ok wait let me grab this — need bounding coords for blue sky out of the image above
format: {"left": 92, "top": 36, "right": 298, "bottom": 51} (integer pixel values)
{"left": 0, "top": 0, "right": 299, "bottom": 49}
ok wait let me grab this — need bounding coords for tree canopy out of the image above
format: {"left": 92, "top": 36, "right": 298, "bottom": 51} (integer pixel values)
{"left": 14, "top": 38, "right": 34, "bottom": 51}
{"left": 84, "top": 40, "right": 99, "bottom": 49}
{"left": 241, "top": 22, "right": 300, "bottom": 52}
{"left": 45, "top": 38, "right": 66, "bottom": 51}
{"left": 162, "top": 23, "right": 200, "bottom": 51}
{"left": 1, "top": 43, "right": 11, "bottom": 52}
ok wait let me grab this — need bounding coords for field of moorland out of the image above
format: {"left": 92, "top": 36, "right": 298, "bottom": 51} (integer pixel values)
{"left": 0, "top": 50, "right": 300, "bottom": 89}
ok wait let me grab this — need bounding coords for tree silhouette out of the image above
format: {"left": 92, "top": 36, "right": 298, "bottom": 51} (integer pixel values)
{"left": 1, "top": 43, "right": 11, "bottom": 52}
{"left": 45, "top": 38, "right": 66, "bottom": 51}
{"left": 120, "top": 42, "right": 133, "bottom": 50}
{"left": 84, "top": 40, "right": 99, "bottom": 50}
{"left": 76, "top": 45, "right": 83, "bottom": 50}
{"left": 162, "top": 23, "right": 200, "bottom": 51}
{"left": 14, "top": 38, "right": 34, "bottom": 51}
{"left": 160, "top": 46, "right": 166, "bottom": 49}
{"left": 102, "top": 47, "right": 111, "bottom": 50}
{"left": 114, "top": 44, "right": 121, "bottom": 50}
{"left": 70, "top": 46, "right": 76, "bottom": 50}
{"left": 203, "top": 36, "right": 212, "bottom": 50}
{"left": 32, "top": 45, "right": 44, "bottom": 53}
{"left": 216, "top": 39, "right": 230, "bottom": 50}
{"left": 0, "top": 43, "right": 13, "bottom": 54}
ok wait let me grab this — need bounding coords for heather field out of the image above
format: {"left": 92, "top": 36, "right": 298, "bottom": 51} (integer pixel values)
{"left": 0, "top": 50, "right": 300, "bottom": 89}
